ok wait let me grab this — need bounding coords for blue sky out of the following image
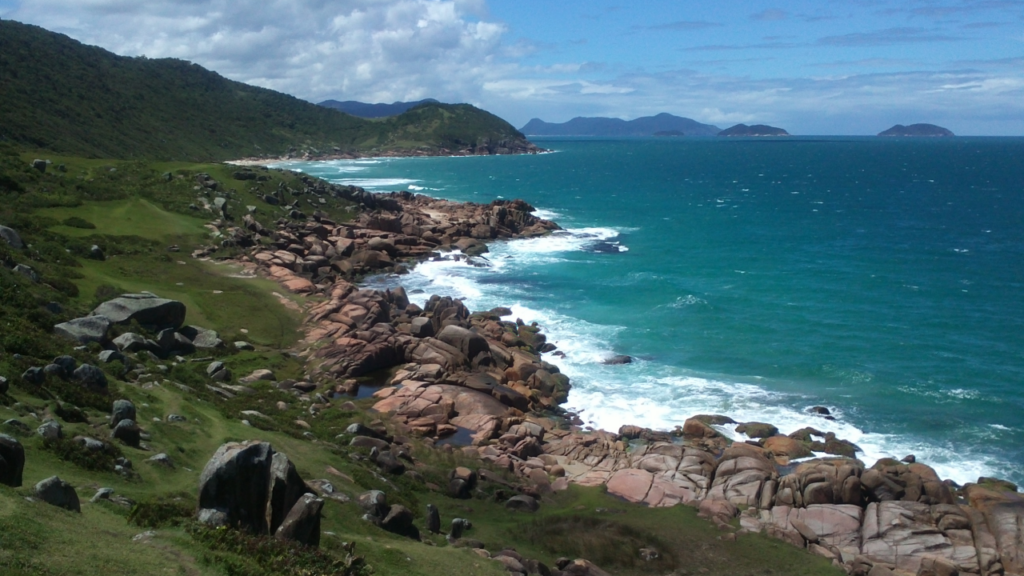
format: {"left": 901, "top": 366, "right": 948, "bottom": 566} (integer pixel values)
{"left": 2, "top": 0, "right": 1023, "bottom": 134}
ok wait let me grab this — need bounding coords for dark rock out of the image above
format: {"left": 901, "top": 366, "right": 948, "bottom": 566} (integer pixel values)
{"left": 37, "top": 420, "right": 63, "bottom": 440}
{"left": 4, "top": 419, "right": 31, "bottom": 433}
{"left": 89, "top": 245, "right": 105, "bottom": 260}
{"left": 0, "top": 376, "right": 7, "bottom": 395}
{"left": 110, "top": 399, "right": 137, "bottom": 428}
{"left": 602, "top": 355, "right": 632, "bottom": 365}
{"left": 449, "top": 517, "right": 469, "bottom": 539}
{"left": 52, "top": 355, "right": 77, "bottom": 374}
{"left": 180, "top": 326, "right": 223, "bottom": 349}
{"left": 43, "top": 364, "right": 67, "bottom": 379}
{"left": 113, "top": 332, "right": 150, "bottom": 352}
{"left": 274, "top": 493, "right": 324, "bottom": 546}
{"left": 196, "top": 441, "right": 308, "bottom": 536}
{"left": 263, "top": 195, "right": 280, "bottom": 206}
{"left": 426, "top": 503, "right": 441, "bottom": 534}
{"left": 0, "top": 433, "right": 26, "bottom": 486}
{"left": 31, "top": 158, "right": 47, "bottom": 172}
{"left": 111, "top": 419, "right": 141, "bottom": 448}
{"left": 92, "top": 293, "right": 186, "bottom": 330}
{"left": 74, "top": 435, "right": 109, "bottom": 452}
{"left": 375, "top": 450, "right": 406, "bottom": 475}
{"left": 13, "top": 264, "right": 37, "bottom": 282}
{"left": 809, "top": 406, "right": 832, "bottom": 416}
{"left": 505, "top": 494, "right": 540, "bottom": 512}
{"left": 54, "top": 316, "right": 112, "bottom": 345}
{"left": 357, "top": 490, "right": 388, "bottom": 519}
{"left": 0, "top": 225, "right": 23, "bottom": 249}
{"left": 97, "top": 350, "right": 127, "bottom": 364}
{"left": 381, "top": 504, "right": 418, "bottom": 538}
{"left": 233, "top": 170, "right": 258, "bottom": 181}
{"left": 72, "top": 364, "right": 108, "bottom": 390}
{"left": 35, "top": 476, "right": 80, "bottom": 512}
{"left": 350, "top": 436, "right": 389, "bottom": 452}
{"left": 21, "top": 367, "right": 44, "bottom": 385}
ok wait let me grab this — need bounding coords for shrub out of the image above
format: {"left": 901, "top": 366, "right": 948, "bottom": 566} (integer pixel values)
{"left": 42, "top": 436, "right": 123, "bottom": 472}
{"left": 61, "top": 216, "right": 96, "bottom": 229}
{"left": 128, "top": 494, "right": 194, "bottom": 528}
{"left": 187, "top": 523, "right": 368, "bottom": 576}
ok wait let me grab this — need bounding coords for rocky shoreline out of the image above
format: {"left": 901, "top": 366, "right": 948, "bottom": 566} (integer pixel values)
{"left": 207, "top": 176, "right": 1024, "bottom": 576}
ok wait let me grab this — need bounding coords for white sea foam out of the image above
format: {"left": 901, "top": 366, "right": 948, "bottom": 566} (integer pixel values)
{"left": 531, "top": 208, "right": 563, "bottom": 220}
{"left": 335, "top": 178, "right": 420, "bottom": 190}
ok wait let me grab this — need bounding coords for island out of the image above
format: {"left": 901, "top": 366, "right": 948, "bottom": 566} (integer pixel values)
{"left": 520, "top": 113, "right": 721, "bottom": 137}
{"left": 718, "top": 123, "right": 790, "bottom": 137}
{"left": 878, "top": 123, "right": 954, "bottom": 137}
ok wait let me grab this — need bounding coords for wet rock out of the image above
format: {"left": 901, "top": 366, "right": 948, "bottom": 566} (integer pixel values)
{"left": 602, "top": 355, "right": 632, "bottom": 365}
{"left": 0, "top": 433, "right": 26, "bottom": 486}
{"left": 35, "top": 476, "right": 80, "bottom": 512}
{"left": 736, "top": 422, "right": 779, "bottom": 439}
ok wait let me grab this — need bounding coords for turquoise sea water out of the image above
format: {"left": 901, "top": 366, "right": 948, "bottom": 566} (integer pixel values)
{"left": 275, "top": 136, "right": 1024, "bottom": 486}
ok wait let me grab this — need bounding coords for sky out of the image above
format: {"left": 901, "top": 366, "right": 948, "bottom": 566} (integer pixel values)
{"left": 2, "top": 0, "right": 1023, "bottom": 134}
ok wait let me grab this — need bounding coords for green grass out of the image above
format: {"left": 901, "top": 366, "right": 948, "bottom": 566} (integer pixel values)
{"left": 39, "top": 198, "right": 208, "bottom": 239}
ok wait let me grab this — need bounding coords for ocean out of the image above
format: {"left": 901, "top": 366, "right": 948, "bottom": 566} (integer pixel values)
{"left": 274, "top": 136, "right": 1024, "bottom": 487}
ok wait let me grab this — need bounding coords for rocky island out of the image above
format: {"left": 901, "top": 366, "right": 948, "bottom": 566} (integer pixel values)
{"left": 718, "top": 124, "right": 791, "bottom": 137}
{"left": 878, "top": 124, "right": 955, "bottom": 137}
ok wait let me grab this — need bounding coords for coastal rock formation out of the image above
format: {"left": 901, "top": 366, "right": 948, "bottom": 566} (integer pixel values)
{"left": 91, "top": 293, "right": 186, "bottom": 330}
{"left": 878, "top": 123, "right": 954, "bottom": 137}
{"left": 232, "top": 183, "right": 1024, "bottom": 576}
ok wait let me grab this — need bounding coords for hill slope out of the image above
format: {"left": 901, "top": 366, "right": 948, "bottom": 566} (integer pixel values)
{"left": 521, "top": 113, "right": 721, "bottom": 137}
{"left": 319, "top": 98, "right": 441, "bottom": 118}
{"left": 0, "top": 20, "right": 535, "bottom": 161}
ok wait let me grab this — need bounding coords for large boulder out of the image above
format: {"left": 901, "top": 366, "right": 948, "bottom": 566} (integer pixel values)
{"left": 196, "top": 441, "right": 310, "bottom": 537}
{"left": 35, "top": 476, "right": 81, "bottom": 512}
{"left": 54, "top": 316, "right": 112, "bottom": 345}
{"left": 91, "top": 293, "right": 186, "bottom": 330}
{"left": 0, "top": 434, "right": 25, "bottom": 487}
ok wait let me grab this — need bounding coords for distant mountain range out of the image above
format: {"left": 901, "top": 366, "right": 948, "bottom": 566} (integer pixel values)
{"left": 718, "top": 124, "right": 790, "bottom": 137}
{"left": 318, "top": 99, "right": 441, "bottom": 118}
{"left": 878, "top": 124, "right": 954, "bottom": 137}
{"left": 520, "top": 113, "right": 721, "bottom": 137}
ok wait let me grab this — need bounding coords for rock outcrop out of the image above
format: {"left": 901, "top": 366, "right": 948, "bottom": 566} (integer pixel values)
{"left": 196, "top": 441, "right": 320, "bottom": 545}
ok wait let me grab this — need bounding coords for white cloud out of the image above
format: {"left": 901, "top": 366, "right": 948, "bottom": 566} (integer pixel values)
{"left": 4, "top": 0, "right": 510, "bottom": 104}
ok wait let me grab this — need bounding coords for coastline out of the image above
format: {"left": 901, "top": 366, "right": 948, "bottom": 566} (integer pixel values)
{"left": 225, "top": 144, "right": 550, "bottom": 167}
{"left": 211, "top": 169, "right": 1024, "bottom": 576}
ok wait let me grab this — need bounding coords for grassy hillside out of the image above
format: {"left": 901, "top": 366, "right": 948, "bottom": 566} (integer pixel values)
{"left": 0, "top": 20, "right": 534, "bottom": 161}
{"left": 0, "top": 146, "right": 841, "bottom": 576}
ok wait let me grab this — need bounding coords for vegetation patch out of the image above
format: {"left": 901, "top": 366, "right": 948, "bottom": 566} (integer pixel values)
{"left": 188, "top": 524, "right": 368, "bottom": 576}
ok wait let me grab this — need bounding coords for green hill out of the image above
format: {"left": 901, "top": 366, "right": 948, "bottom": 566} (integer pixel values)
{"left": 0, "top": 19, "right": 536, "bottom": 161}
